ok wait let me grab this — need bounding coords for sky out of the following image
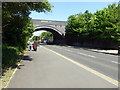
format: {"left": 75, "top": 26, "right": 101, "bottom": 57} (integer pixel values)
{"left": 32, "top": 30, "right": 46, "bottom": 36}
{"left": 29, "top": 1, "right": 118, "bottom": 21}
{"left": 29, "top": 1, "right": 119, "bottom": 36}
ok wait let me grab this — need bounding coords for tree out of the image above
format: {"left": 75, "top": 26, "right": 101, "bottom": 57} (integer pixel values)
{"left": 2, "top": 2, "right": 52, "bottom": 49}
{"left": 94, "top": 4, "right": 119, "bottom": 41}
{"left": 65, "top": 3, "right": 120, "bottom": 47}
{"left": 40, "top": 31, "right": 53, "bottom": 42}
{"left": 83, "top": 10, "right": 93, "bottom": 31}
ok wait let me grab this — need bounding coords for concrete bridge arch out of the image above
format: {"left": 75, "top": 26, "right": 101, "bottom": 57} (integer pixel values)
{"left": 32, "top": 19, "right": 67, "bottom": 44}
{"left": 35, "top": 26, "right": 64, "bottom": 44}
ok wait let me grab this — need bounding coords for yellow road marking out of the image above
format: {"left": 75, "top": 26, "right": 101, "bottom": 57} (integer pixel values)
{"left": 42, "top": 46, "right": 119, "bottom": 87}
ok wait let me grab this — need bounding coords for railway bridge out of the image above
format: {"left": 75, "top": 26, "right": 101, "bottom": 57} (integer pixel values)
{"left": 32, "top": 19, "right": 67, "bottom": 44}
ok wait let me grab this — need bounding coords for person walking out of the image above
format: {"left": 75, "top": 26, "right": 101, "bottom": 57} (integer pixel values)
{"left": 27, "top": 40, "right": 32, "bottom": 51}
{"left": 33, "top": 40, "right": 38, "bottom": 51}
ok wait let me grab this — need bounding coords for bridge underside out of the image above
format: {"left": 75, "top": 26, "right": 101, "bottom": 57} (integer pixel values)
{"left": 35, "top": 28, "right": 65, "bottom": 45}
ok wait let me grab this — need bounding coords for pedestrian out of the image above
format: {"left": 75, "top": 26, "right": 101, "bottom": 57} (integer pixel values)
{"left": 27, "top": 40, "right": 32, "bottom": 51}
{"left": 33, "top": 40, "right": 38, "bottom": 51}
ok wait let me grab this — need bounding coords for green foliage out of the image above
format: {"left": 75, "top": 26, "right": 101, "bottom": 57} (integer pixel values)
{"left": 2, "top": 2, "right": 52, "bottom": 68}
{"left": 2, "top": 44, "right": 20, "bottom": 68}
{"left": 2, "top": 2, "right": 52, "bottom": 49}
{"left": 40, "top": 31, "right": 53, "bottom": 42}
{"left": 66, "top": 3, "right": 120, "bottom": 45}
{"left": 94, "top": 4, "right": 119, "bottom": 39}
{"left": 41, "top": 31, "right": 52, "bottom": 37}
{"left": 31, "top": 36, "right": 38, "bottom": 41}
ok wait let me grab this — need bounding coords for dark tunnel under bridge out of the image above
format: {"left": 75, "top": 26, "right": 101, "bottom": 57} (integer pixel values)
{"left": 32, "top": 19, "right": 67, "bottom": 45}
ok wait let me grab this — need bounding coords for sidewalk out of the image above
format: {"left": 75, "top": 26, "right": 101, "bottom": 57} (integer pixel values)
{"left": 65, "top": 45, "right": 118, "bottom": 55}
{"left": 87, "top": 48, "right": 118, "bottom": 55}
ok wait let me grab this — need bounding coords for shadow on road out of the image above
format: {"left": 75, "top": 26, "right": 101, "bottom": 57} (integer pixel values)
{"left": 17, "top": 65, "right": 24, "bottom": 69}
{"left": 16, "top": 55, "right": 32, "bottom": 69}
{"left": 22, "top": 55, "right": 32, "bottom": 61}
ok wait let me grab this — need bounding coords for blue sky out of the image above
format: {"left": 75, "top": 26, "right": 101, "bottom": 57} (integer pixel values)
{"left": 30, "top": 1, "right": 118, "bottom": 36}
{"left": 29, "top": 2, "right": 118, "bottom": 21}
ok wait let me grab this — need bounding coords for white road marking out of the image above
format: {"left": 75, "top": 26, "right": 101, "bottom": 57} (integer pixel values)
{"left": 50, "top": 45, "right": 119, "bottom": 65}
{"left": 4, "top": 63, "right": 20, "bottom": 88}
{"left": 4, "top": 52, "right": 32, "bottom": 88}
{"left": 111, "top": 61, "right": 120, "bottom": 64}
{"left": 64, "top": 49, "right": 73, "bottom": 52}
{"left": 78, "top": 52, "right": 96, "bottom": 58}
{"left": 52, "top": 46, "right": 96, "bottom": 58}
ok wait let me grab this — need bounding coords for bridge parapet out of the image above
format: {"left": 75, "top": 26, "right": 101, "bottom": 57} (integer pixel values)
{"left": 32, "top": 19, "right": 67, "bottom": 35}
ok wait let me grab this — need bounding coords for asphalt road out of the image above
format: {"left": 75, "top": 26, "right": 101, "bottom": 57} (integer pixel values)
{"left": 7, "top": 45, "right": 118, "bottom": 88}
{"left": 43, "top": 45, "right": 119, "bottom": 81}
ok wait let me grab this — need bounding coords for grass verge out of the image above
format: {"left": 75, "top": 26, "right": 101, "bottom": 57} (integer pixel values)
{"left": 1, "top": 45, "right": 25, "bottom": 89}
{"left": 1, "top": 67, "right": 15, "bottom": 89}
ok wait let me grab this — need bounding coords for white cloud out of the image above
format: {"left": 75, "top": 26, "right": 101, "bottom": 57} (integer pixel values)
{"left": 29, "top": 31, "right": 46, "bottom": 40}
{"left": 33, "top": 30, "right": 46, "bottom": 36}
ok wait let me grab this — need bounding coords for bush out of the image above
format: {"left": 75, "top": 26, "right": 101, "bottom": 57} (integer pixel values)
{"left": 2, "top": 45, "right": 20, "bottom": 68}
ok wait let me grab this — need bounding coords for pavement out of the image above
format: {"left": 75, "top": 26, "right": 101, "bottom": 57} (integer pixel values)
{"left": 64, "top": 45, "right": 118, "bottom": 55}
{"left": 7, "top": 46, "right": 118, "bottom": 88}
{"left": 85, "top": 48, "right": 118, "bottom": 55}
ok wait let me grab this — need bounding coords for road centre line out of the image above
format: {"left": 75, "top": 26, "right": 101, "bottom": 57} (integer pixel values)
{"left": 42, "top": 46, "right": 119, "bottom": 87}
{"left": 51, "top": 46, "right": 119, "bottom": 64}
{"left": 77, "top": 52, "right": 96, "bottom": 58}
{"left": 52, "top": 46, "right": 96, "bottom": 58}
{"left": 112, "top": 61, "right": 120, "bottom": 64}
{"left": 64, "top": 49, "right": 73, "bottom": 52}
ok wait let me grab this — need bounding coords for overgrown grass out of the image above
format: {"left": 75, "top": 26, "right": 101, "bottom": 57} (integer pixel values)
{"left": 1, "top": 67, "right": 15, "bottom": 89}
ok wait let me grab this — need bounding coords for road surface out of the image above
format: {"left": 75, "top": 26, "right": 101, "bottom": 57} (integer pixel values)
{"left": 7, "top": 45, "right": 118, "bottom": 88}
